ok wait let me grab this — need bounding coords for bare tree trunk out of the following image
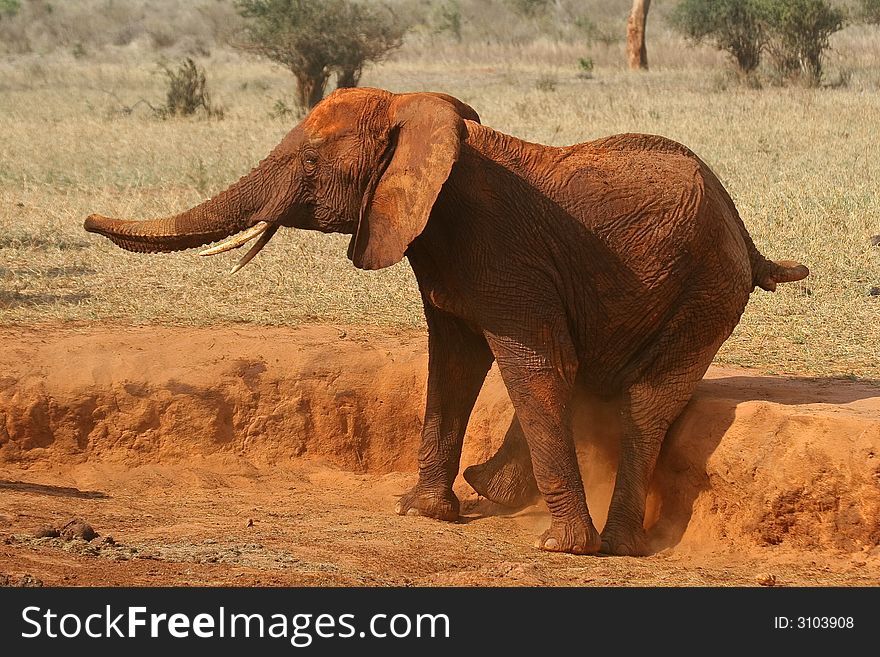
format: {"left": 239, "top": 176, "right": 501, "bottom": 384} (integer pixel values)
{"left": 295, "top": 69, "right": 330, "bottom": 109}
{"left": 626, "top": 0, "right": 651, "bottom": 71}
{"left": 336, "top": 65, "right": 362, "bottom": 89}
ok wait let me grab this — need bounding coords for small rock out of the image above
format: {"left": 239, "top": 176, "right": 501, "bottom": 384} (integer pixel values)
{"left": 869, "top": 286, "right": 880, "bottom": 297}
{"left": 871, "top": 235, "right": 880, "bottom": 247}
{"left": 101, "top": 536, "right": 117, "bottom": 546}
{"left": 59, "top": 519, "right": 97, "bottom": 542}
{"left": 17, "top": 574, "right": 43, "bottom": 588}
{"left": 34, "top": 527, "right": 60, "bottom": 539}
{"left": 247, "top": 518, "right": 254, "bottom": 528}
{"left": 756, "top": 573, "right": 777, "bottom": 587}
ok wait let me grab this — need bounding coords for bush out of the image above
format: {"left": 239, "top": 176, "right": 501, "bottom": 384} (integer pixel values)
{"left": 762, "top": 0, "right": 845, "bottom": 85}
{"left": 0, "top": 0, "right": 19, "bottom": 19}
{"left": 506, "top": 0, "right": 550, "bottom": 17}
{"left": 669, "top": 0, "right": 767, "bottom": 75}
{"left": 0, "top": 0, "right": 242, "bottom": 56}
{"left": 432, "top": 1, "right": 463, "bottom": 41}
{"left": 861, "top": 0, "right": 880, "bottom": 24}
{"left": 156, "top": 58, "right": 223, "bottom": 119}
{"left": 234, "top": 0, "right": 406, "bottom": 109}
{"left": 670, "top": 0, "right": 846, "bottom": 84}
{"left": 332, "top": 4, "right": 406, "bottom": 89}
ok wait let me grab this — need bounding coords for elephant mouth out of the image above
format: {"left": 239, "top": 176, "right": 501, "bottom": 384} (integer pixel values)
{"left": 198, "top": 221, "right": 280, "bottom": 274}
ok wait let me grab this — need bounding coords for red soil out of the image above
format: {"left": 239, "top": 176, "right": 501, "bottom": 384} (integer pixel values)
{"left": 1, "top": 324, "right": 878, "bottom": 586}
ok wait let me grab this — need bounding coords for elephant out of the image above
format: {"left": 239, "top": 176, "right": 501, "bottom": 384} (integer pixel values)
{"left": 84, "top": 87, "right": 809, "bottom": 556}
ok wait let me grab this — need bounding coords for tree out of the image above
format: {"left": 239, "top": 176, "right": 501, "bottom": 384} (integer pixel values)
{"left": 234, "top": 0, "right": 405, "bottom": 109}
{"left": 332, "top": 3, "right": 406, "bottom": 89}
{"left": 762, "top": 0, "right": 845, "bottom": 84}
{"left": 669, "top": 0, "right": 767, "bottom": 75}
{"left": 627, "top": 0, "right": 651, "bottom": 70}
{"left": 670, "top": 0, "right": 845, "bottom": 83}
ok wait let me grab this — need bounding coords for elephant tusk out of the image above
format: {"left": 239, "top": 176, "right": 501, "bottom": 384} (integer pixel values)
{"left": 230, "top": 223, "right": 279, "bottom": 275}
{"left": 198, "top": 221, "right": 270, "bottom": 256}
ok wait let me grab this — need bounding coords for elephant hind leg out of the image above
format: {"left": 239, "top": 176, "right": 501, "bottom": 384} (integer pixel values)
{"left": 463, "top": 415, "right": 539, "bottom": 509}
{"left": 600, "top": 358, "right": 715, "bottom": 557}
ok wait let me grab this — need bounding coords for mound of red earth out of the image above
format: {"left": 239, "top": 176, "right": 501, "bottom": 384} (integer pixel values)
{"left": 1, "top": 324, "right": 878, "bottom": 555}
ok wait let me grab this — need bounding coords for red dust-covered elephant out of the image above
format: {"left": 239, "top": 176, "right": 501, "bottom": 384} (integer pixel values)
{"left": 85, "top": 88, "right": 808, "bottom": 556}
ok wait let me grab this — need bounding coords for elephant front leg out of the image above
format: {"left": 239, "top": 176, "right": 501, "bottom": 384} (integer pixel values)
{"left": 486, "top": 329, "right": 600, "bottom": 555}
{"left": 396, "top": 306, "right": 494, "bottom": 522}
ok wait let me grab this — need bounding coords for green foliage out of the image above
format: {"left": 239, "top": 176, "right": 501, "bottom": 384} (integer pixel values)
{"left": 0, "top": 0, "right": 20, "bottom": 19}
{"left": 269, "top": 97, "right": 301, "bottom": 120}
{"left": 573, "top": 15, "right": 620, "bottom": 46}
{"left": 234, "top": 0, "right": 406, "bottom": 109}
{"left": 577, "top": 57, "right": 594, "bottom": 79}
{"left": 156, "top": 57, "right": 223, "bottom": 119}
{"left": 535, "top": 72, "right": 556, "bottom": 91}
{"left": 506, "top": 0, "right": 550, "bottom": 17}
{"left": 860, "top": 0, "right": 880, "bottom": 24}
{"left": 670, "top": 0, "right": 846, "bottom": 84}
{"left": 762, "top": 0, "right": 846, "bottom": 84}
{"left": 669, "top": 0, "right": 767, "bottom": 74}
{"left": 433, "top": 0, "right": 462, "bottom": 41}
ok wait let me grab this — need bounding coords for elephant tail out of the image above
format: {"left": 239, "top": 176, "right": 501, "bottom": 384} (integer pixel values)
{"left": 750, "top": 253, "right": 810, "bottom": 292}
{"left": 706, "top": 167, "right": 810, "bottom": 292}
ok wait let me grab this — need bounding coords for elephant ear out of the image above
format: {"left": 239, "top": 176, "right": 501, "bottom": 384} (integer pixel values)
{"left": 349, "top": 94, "right": 465, "bottom": 270}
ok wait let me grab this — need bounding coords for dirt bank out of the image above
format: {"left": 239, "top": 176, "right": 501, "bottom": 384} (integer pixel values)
{"left": 1, "top": 324, "right": 878, "bottom": 586}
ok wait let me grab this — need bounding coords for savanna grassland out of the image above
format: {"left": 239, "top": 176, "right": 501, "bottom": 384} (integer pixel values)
{"left": 1, "top": 0, "right": 879, "bottom": 379}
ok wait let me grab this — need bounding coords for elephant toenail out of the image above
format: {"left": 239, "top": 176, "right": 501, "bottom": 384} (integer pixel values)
{"left": 406, "top": 508, "right": 421, "bottom": 517}
{"left": 543, "top": 537, "right": 559, "bottom": 550}
{"left": 394, "top": 502, "right": 403, "bottom": 514}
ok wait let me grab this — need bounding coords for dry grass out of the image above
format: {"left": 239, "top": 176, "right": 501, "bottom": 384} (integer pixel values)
{"left": 1, "top": 23, "right": 879, "bottom": 378}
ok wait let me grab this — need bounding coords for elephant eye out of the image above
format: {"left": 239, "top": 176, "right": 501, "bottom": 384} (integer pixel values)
{"left": 302, "top": 150, "right": 319, "bottom": 172}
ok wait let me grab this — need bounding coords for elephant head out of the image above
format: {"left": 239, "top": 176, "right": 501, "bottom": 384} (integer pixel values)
{"left": 84, "top": 89, "right": 480, "bottom": 272}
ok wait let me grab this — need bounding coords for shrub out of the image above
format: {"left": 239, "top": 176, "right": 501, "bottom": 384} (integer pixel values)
{"left": 0, "top": 0, "right": 23, "bottom": 51}
{"left": 157, "top": 58, "right": 223, "bottom": 119}
{"left": 332, "top": 4, "right": 406, "bottom": 89}
{"left": 433, "top": 0, "right": 463, "bottom": 41}
{"left": 670, "top": 0, "right": 846, "bottom": 84}
{"left": 0, "top": 0, "right": 19, "bottom": 19}
{"left": 506, "top": 0, "right": 550, "bottom": 17}
{"left": 234, "top": 0, "right": 406, "bottom": 109}
{"left": 861, "top": 0, "right": 880, "bottom": 24}
{"left": 535, "top": 73, "right": 557, "bottom": 91}
{"left": 578, "top": 57, "right": 594, "bottom": 77}
{"left": 669, "top": 0, "right": 767, "bottom": 75}
{"left": 762, "top": 0, "right": 846, "bottom": 85}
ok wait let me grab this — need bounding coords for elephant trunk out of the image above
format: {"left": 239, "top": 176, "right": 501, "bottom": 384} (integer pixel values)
{"left": 84, "top": 156, "right": 286, "bottom": 255}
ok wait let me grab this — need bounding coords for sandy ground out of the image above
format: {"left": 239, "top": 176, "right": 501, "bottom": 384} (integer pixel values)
{"left": 1, "top": 324, "right": 878, "bottom": 586}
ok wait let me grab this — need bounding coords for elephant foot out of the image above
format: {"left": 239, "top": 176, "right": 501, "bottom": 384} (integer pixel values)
{"left": 600, "top": 523, "right": 650, "bottom": 557}
{"left": 395, "top": 485, "right": 460, "bottom": 522}
{"left": 534, "top": 517, "right": 601, "bottom": 556}
{"left": 463, "top": 451, "right": 539, "bottom": 509}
